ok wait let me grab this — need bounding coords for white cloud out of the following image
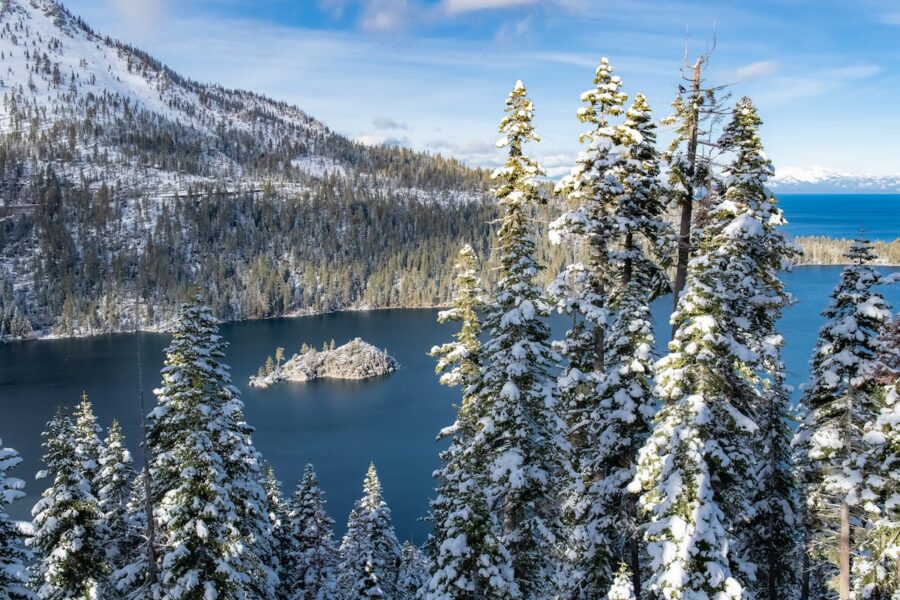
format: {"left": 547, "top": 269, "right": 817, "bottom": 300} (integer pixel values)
{"left": 356, "top": 133, "right": 410, "bottom": 147}
{"left": 372, "top": 116, "right": 408, "bottom": 130}
{"left": 733, "top": 60, "right": 778, "bottom": 81}
{"left": 442, "top": 0, "right": 537, "bottom": 15}
{"left": 753, "top": 64, "right": 881, "bottom": 105}
{"left": 359, "top": 0, "right": 417, "bottom": 32}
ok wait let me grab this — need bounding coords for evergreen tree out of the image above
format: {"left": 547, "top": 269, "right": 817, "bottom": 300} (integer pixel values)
{"left": 629, "top": 100, "right": 794, "bottom": 599}
{"left": 429, "top": 244, "right": 485, "bottom": 389}
{"left": 397, "top": 541, "right": 427, "bottom": 600}
{"left": 97, "top": 419, "right": 135, "bottom": 584}
{"left": 0, "top": 441, "right": 31, "bottom": 599}
{"left": 794, "top": 239, "right": 892, "bottom": 599}
{"left": 547, "top": 58, "right": 629, "bottom": 595}
{"left": 550, "top": 61, "right": 671, "bottom": 598}
{"left": 427, "top": 244, "right": 518, "bottom": 600}
{"left": 285, "top": 464, "right": 339, "bottom": 600}
{"left": 73, "top": 393, "right": 104, "bottom": 493}
{"left": 338, "top": 465, "right": 401, "bottom": 599}
{"left": 716, "top": 97, "right": 803, "bottom": 599}
{"left": 852, "top": 376, "right": 899, "bottom": 598}
{"left": 29, "top": 410, "right": 106, "bottom": 599}
{"left": 146, "top": 300, "right": 276, "bottom": 599}
{"left": 262, "top": 465, "right": 290, "bottom": 600}
{"left": 472, "top": 79, "right": 567, "bottom": 598}
{"left": 606, "top": 564, "right": 636, "bottom": 600}
{"left": 110, "top": 472, "right": 158, "bottom": 600}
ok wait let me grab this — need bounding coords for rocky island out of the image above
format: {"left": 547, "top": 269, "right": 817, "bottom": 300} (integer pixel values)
{"left": 249, "top": 338, "right": 399, "bottom": 389}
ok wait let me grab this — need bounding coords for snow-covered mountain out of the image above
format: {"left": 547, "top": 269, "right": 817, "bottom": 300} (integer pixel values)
{"left": 0, "top": 0, "right": 492, "bottom": 339}
{"left": 771, "top": 166, "right": 900, "bottom": 194}
{"left": 0, "top": 0, "right": 484, "bottom": 199}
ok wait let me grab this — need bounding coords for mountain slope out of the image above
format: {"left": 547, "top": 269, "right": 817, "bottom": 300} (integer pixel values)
{"left": 0, "top": 0, "right": 498, "bottom": 339}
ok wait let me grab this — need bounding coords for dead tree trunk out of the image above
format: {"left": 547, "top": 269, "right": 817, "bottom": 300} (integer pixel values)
{"left": 671, "top": 58, "right": 703, "bottom": 339}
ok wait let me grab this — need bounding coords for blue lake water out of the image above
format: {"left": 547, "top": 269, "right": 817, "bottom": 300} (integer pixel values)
{"left": 0, "top": 266, "right": 897, "bottom": 541}
{"left": 779, "top": 194, "right": 900, "bottom": 240}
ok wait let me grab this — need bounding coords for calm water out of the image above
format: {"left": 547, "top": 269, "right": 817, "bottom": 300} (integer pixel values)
{"left": 0, "top": 267, "right": 898, "bottom": 540}
{"left": 779, "top": 194, "right": 900, "bottom": 240}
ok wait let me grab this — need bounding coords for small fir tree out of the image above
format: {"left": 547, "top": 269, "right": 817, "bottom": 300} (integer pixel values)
{"left": 29, "top": 410, "right": 106, "bottom": 599}
{"left": 0, "top": 440, "right": 31, "bottom": 599}
{"left": 285, "top": 464, "right": 339, "bottom": 600}
{"left": 339, "top": 465, "right": 401, "bottom": 599}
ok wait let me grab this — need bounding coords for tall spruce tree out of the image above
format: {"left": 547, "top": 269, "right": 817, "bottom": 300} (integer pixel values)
{"left": 29, "top": 409, "right": 106, "bottom": 599}
{"left": 547, "top": 58, "right": 628, "bottom": 596}
{"left": 339, "top": 465, "right": 402, "bottom": 599}
{"left": 794, "top": 239, "right": 893, "bottom": 599}
{"left": 97, "top": 419, "right": 135, "bottom": 585}
{"left": 472, "top": 79, "right": 567, "bottom": 598}
{"left": 852, "top": 362, "right": 899, "bottom": 599}
{"left": 0, "top": 441, "right": 30, "bottom": 599}
{"left": 427, "top": 245, "right": 518, "bottom": 600}
{"left": 628, "top": 98, "right": 797, "bottom": 599}
{"left": 549, "top": 61, "right": 671, "bottom": 598}
{"left": 715, "top": 97, "right": 803, "bottom": 599}
{"left": 146, "top": 300, "right": 276, "bottom": 599}
{"left": 285, "top": 464, "right": 339, "bottom": 600}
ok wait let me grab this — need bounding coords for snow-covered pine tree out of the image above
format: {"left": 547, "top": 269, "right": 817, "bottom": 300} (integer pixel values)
{"left": 110, "top": 471, "right": 158, "bottom": 599}
{"left": 794, "top": 239, "right": 893, "bottom": 599}
{"left": 430, "top": 244, "right": 485, "bottom": 389}
{"left": 339, "top": 465, "right": 402, "bottom": 599}
{"left": 852, "top": 368, "right": 899, "bottom": 599}
{"left": 397, "top": 541, "right": 427, "bottom": 600}
{"left": 29, "top": 409, "right": 106, "bottom": 599}
{"left": 147, "top": 300, "right": 276, "bottom": 599}
{"left": 577, "top": 91, "right": 672, "bottom": 598}
{"left": 629, "top": 98, "right": 796, "bottom": 600}
{"left": 0, "top": 440, "right": 30, "bottom": 599}
{"left": 427, "top": 244, "right": 519, "bottom": 600}
{"left": 606, "top": 564, "right": 636, "bottom": 600}
{"left": 97, "top": 419, "right": 135, "bottom": 586}
{"left": 714, "top": 97, "right": 802, "bottom": 599}
{"left": 73, "top": 393, "right": 104, "bottom": 494}
{"left": 285, "top": 464, "right": 339, "bottom": 600}
{"left": 473, "top": 79, "right": 567, "bottom": 598}
{"left": 262, "top": 465, "right": 290, "bottom": 600}
{"left": 546, "top": 57, "right": 629, "bottom": 596}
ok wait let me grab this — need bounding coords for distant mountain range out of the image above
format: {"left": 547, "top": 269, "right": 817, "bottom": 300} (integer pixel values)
{"left": 771, "top": 167, "right": 900, "bottom": 194}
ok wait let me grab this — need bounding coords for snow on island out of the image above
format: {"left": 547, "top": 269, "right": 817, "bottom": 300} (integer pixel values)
{"left": 249, "top": 338, "right": 399, "bottom": 389}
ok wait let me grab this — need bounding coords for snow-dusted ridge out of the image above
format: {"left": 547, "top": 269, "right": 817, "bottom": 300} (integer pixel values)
{"left": 771, "top": 166, "right": 900, "bottom": 194}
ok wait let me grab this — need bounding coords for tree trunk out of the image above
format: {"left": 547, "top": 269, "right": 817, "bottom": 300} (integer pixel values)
{"left": 671, "top": 59, "right": 703, "bottom": 338}
{"left": 800, "top": 547, "right": 810, "bottom": 600}
{"left": 839, "top": 500, "right": 851, "bottom": 600}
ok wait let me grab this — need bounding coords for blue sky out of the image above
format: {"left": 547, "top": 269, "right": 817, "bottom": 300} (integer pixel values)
{"left": 65, "top": 0, "right": 900, "bottom": 176}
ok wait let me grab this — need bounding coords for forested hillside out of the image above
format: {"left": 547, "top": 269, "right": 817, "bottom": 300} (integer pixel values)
{"left": 0, "top": 0, "right": 500, "bottom": 339}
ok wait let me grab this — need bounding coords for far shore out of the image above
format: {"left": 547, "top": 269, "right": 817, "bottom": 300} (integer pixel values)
{"left": 3, "top": 262, "right": 898, "bottom": 345}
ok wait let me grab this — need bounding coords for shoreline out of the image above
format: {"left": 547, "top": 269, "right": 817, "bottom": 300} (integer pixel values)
{"left": 4, "top": 263, "right": 898, "bottom": 345}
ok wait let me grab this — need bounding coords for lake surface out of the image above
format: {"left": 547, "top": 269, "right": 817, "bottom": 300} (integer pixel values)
{"left": 0, "top": 266, "right": 898, "bottom": 541}
{"left": 779, "top": 194, "right": 900, "bottom": 240}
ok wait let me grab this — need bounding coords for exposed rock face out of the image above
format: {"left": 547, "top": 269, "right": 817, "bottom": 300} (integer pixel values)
{"left": 249, "top": 338, "right": 399, "bottom": 388}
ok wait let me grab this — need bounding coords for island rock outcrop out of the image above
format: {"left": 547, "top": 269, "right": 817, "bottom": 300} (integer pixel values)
{"left": 250, "top": 338, "right": 399, "bottom": 388}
